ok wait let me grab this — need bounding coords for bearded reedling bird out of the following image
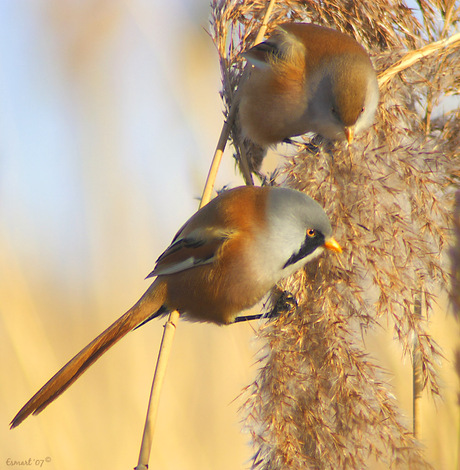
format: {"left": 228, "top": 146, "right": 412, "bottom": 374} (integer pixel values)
{"left": 10, "top": 185, "right": 341, "bottom": 428}
{"left": 238, "top": 23, "right": 379, "bottom": 148}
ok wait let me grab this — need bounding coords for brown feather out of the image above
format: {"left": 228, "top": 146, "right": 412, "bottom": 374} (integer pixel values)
{"left": 10, "top": 279, "right": 167, "bottom": 428}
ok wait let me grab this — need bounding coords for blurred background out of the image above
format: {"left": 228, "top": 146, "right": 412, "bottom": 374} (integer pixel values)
{"left": 1, "top": 1, "right": 458, "bottom": 469}
{"left": 1, "top": 1, "right": 255, "bottom": 469}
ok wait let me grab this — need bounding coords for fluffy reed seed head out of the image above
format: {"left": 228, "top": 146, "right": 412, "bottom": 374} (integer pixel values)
{"left": 211, "top": 1, "right": 459, "bottom": 468}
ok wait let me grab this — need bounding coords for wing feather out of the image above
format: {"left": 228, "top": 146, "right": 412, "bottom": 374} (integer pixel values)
{"left": 147, "top": 229, "right": 231, "bottom": 277}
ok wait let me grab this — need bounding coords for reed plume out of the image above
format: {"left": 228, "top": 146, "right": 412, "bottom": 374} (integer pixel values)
{"left": 211, "top": 0, "right": 459, "bottom": 467}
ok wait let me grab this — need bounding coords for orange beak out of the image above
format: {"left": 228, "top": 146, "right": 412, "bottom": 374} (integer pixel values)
{"left": 344, "top": 127, "right": 354, "bottom": 144}
{"left": 324, "top": 237, "right": 342, "bottom": 253}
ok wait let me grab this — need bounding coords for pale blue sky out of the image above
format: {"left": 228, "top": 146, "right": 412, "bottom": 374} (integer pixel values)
{"left": 0, "top": 1, "right": 233, "bottom": 288}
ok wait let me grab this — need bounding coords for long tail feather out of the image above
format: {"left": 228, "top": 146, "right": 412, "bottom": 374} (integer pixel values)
{"left": 10, "top": 279, "right": 168, "bottom": 428}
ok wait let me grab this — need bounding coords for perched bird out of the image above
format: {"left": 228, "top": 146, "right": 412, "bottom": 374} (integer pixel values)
{"left": 10, "top": 185, "right": 341, "bottom": 428}
{"left": 238, "top": 23, "right": 379, "bottom": 147}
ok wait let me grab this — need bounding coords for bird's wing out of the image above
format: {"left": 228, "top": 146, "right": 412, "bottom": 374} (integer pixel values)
{"left": 243, "top": 40, "right": 280, "bottom": 68}
{"left": 147, "top": 227, "right": 232, "bottom": 277}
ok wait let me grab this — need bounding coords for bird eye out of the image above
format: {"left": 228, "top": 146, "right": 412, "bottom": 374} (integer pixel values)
{"left": 361, "top": 106, "right": 365, "bottom": 113}
{"left": 307, "top": 229, "right": 317, "bottom": 238}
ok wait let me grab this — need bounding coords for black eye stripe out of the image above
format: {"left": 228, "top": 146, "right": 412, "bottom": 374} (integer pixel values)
{"left": 283, "top": 231, "right": 325, "bottom": 269}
